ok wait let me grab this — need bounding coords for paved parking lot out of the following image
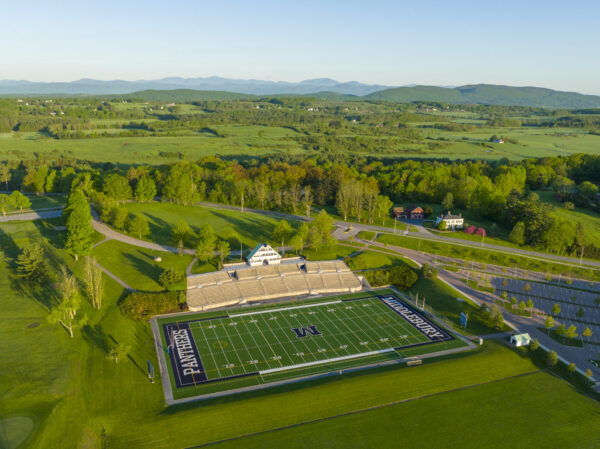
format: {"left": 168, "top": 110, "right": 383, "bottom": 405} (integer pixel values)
{"left": 492, "top": 277, "right": 600, "bottom": 362}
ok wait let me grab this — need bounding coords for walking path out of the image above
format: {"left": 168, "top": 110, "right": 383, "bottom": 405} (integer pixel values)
{"left": 0, "top": 209, "right": 63, "bottom": 222}
{"left": 94, "top": 261, "right": 135, "bottom": 291}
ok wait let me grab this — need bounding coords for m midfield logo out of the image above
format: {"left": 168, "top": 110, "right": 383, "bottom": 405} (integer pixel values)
{"left": 292, "top": 325, "right": 322, "bottom": 338}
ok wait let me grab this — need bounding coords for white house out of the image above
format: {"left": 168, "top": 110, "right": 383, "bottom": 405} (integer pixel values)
{"left": 435, "top": 211, "right": 464, "bottom": 230}
{"left": 510, "top": 333, "right": 532, "bottom": 347}
{"left": 246, "top": 243, "right": 281, "bottom": 267}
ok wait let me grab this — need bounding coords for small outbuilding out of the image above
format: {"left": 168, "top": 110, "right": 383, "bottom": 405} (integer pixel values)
{"left": 510, "top": 333, "right": 532, "bottom": 347}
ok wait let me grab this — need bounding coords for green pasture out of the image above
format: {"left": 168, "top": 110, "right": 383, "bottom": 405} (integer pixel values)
{"left": 0, "top": 125, "right": 303, "bottom": 164}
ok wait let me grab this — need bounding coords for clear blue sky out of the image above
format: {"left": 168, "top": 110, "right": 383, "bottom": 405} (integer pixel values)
{"left": 3, "top": 0, "right": 599, "bottom": 94}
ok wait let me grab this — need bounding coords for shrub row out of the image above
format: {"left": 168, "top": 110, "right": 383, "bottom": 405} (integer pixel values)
{"left": 121, "top": 291, "right": 187, "bottom": 321}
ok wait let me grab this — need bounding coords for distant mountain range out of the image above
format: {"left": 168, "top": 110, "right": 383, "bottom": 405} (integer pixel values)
{"left": 0, "top": 77, "right": 389, "bottom": 96}
{"left": 1, "top": 77, "right": 599, "bottom": 108}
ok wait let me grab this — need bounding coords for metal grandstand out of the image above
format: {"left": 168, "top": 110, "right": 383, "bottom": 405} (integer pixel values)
{"left": 186, "top": 260, "right": 364, "bottom": 311}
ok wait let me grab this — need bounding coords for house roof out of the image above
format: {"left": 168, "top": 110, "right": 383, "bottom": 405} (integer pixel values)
{"left": 442, "top": 214, "right": 462, "bottom": 220}
{"left": 405, "top": 205, "right": 423, "bottom": 213}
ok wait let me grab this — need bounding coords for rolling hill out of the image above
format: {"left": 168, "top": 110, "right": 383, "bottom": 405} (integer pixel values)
{"left": 366, "top": 84, "right": 600, "bottom": 108}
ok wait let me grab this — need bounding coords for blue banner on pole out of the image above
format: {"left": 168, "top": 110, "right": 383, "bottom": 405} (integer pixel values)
{"left": 147, "top": 360, "right": 155, "bottom": 381}
{"left": 460, "top": 312, "right": 468, "bottom": 328}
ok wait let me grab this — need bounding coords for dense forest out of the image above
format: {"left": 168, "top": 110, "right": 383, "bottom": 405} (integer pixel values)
{"left": 1, "top": 151, "right": 599, "bottom": 258}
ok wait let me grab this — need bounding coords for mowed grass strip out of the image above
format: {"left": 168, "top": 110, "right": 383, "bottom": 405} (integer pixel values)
{"left": 208, "top": 371, "right": 600, "bottom": 449}
{"left": 116, "top": 342, "right": 539, "bottom": 448}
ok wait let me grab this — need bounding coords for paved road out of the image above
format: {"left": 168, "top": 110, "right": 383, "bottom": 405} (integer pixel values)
{"left": 0, "top": 209, "right": 63, "bottom": 222}
{"left": 193, "top": 201, "right": 600, "bottom": 271}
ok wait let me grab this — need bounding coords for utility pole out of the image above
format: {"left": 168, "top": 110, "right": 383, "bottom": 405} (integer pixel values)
{"left": 580, "top": 246, "right": 584, "bottom": 265}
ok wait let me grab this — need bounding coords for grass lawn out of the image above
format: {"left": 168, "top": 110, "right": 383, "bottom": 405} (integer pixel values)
{"left": 121, "top": 201, "right": 298, "bottom": 250}
{"left": 210, "top": 371, "right": 600, "bottom": 449}
{"left": 302, "top": 243, "right": 356, "bottom": 261}
{"left": 92, "top": 240, "right": 193, "bottom": 291}
{"left": 346, "top": 250, "right": 413, "bottom": 271}
{"left": 2, "top": 219, "right": 600, "bottom": 449}
{"left": 377, "top": 234, "right": 600, "bottom": 282}
{"left": 409, "top": 277, "right": 508, "bottom": 335}
{"left": 357, "top": 230, "right": 376, "bottom": 240}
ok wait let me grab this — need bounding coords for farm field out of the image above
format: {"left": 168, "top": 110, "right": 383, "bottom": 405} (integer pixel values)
{"left": 156, "top": 292, "right": 461, "bottom": 399}
{"left": 0, "top": 126, "right": 303, "bottom": 164}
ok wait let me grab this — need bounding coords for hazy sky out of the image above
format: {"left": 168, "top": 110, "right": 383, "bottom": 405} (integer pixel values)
{"left": 2, "top": 0, "right": 599, "bottom": 94}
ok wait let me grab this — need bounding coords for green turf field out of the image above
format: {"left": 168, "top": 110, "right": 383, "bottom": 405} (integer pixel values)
{"left": 157, "top": 292, "right": 462, "bottom": 399}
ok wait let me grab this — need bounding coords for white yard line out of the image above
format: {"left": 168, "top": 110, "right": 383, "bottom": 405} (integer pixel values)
{"left": 309, "top": 305, "right": 355, "bottom": 356}
{"left": 221, "top": 317, "right": 248, "bottom": 374}
{"left": 234, "top": 318, "right": 271, "bottom": 371}
{"left": 252, "top": 314, "right": 285, "bottom": 368}
{"left": 259, "top": 348, "right": 395, "bottom": 375}
{"left": 230, "top": 300, "right": 342, "bottom": 317}
{"left": 197, "top": 322, "right": 225, "bottom": 379}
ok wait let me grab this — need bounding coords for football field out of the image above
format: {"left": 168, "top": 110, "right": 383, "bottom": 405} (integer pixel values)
{"left": 157, "top": 292, "right": 459, "bottom": 398}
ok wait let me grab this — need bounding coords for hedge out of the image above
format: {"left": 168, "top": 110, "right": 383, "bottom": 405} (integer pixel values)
{"left": 120, "top": 291, "right": 187, "bottom": 321}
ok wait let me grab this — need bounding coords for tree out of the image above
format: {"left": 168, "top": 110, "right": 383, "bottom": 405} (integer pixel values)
{"left": 568, "top": 363, "right": 576, "bottom": 377}
{"left": 47, "top": 266, "right": 87, "bottom": 338}
{"left": 509, "top": 221, "right": 525, "bottom": 245}
{"left": 195, "top": 224, "right": 216, "bottom": 262}
{"left": 523, "top": 282, "right": 531, "bottom": 292}
{"left": 290, "top": 222, "right": 310, "bottom": 254}
{"left": 583, "top": 327, "right": 593, "bottom": 339}
{"left": 16, "top": 243, "right": 48, "bottom": 283}
{"left": 271, "top": 219, "right": 293, "bottom": 255}
{"left": 490, "top": 305, "right": 504, "bottom": 330}
{"left": 374, "top": 195, "right": 393, "bottom": 226}
{"left": 441, "top": 192, "right": 454, "bottom": 212}
{"left": 529, "top": 338, "right": 539, "bottom": 351}
{"left": 309, "top": 210, "right": 334, "bottom": 250}
{"left": 544, "top": 315, "right": 554, "bottom": 334}
{"left": 45, "top": 169, "right": 56, "bottom": 194}
{"left": 107, "top": 343, "right": 130, "bottom": 364}
{"left": 301, "top": 186, "right": 313, "bottom": 217}
{"left": 64, "top": 189, "right": 93, "bottom": 260}
{"left": 158, "top": 267, "right": 183, "bottom": 289}
{"left": 510, "top": 296, "right": 517, "bottom": 308}
{"left": 576, "top": 307, "right": 584, "bottom": 318}
{"left": 134, "top": 175, "right": 157, "bottom": 202}
{"left": 556, "top": 323, "right": 566, "bottom": 337}
{"left": 0, "top": 193, "right": 10, "bottom": 215}
{"left": 111, "top": 208, "right": 128, "bottom": 230}
{"left": 84, "top": 256, "right": 104, "bottom": 309}
{"left": 437, "top": 220, "right": 448, "bottom": 231}
{"left": 217, "top": 240, "right": 230, "bottom": 266}
{"left": 526, "top": 298, "right": 534, "bottom": 314}
{"left": 173, "top": 220, "right": 192, "bottom": 255}
{"left": 552, "top": 303, "right": 561, "bottom": 316}
{"left": 546, "top": 350, "right": 558, "bottom": 367}
{"left": 584, "top": 369, "right": 593, "bottom": 382}
{"left": 518, "top": 301, "right": 526, "bottom": 313}
{"left": 9, "top": 191, "right": 31, "bottom": 211}
{"left": 0, "top": 163, "right": 11, "bottom": 190}
{"left": 564, "top": 325, "right": 578, "bottom": 340}
{"left": 128, "top": 215, "right": 150, "bottom": 239}
{"left": 574, "top": 221, "right": 586, "bottom": 249}
{"left": 103, "top": 174, "right": 132, "bottom": 203}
